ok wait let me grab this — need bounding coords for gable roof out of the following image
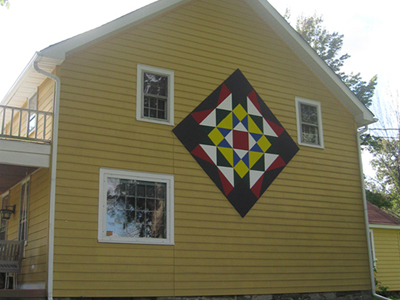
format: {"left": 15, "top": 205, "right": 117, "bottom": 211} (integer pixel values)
{"left": 1, "top": 0, "right": 375, "bottom": 127}
{"left": 367, "top": 201, "right": 400, "bottom": 227}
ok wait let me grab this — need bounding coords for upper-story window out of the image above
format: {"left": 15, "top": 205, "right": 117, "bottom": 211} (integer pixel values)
{"left": 295, "top": 97, "right": 324, "bottom": 148}
{"left": 136, "top": 64, "right": 174, "bottom": 126}
{"left": 28, "top": 93, "right": 37, "bottom": 134}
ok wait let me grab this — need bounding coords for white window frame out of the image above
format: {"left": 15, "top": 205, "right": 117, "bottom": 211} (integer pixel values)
{"left": 136, "top": 64, "right": 174, "bottom": 126}
{"left": 295, "top": 97, "right": 324, "bottom": 149}
{"left": 98, "top": 168, "right": 174, "bottom": 245}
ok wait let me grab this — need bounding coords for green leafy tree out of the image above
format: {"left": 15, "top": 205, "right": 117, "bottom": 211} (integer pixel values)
{"left": 0, "top": 0, "right": 10, "bottom": 8}
{"left": 366, "top": 137, "right": 400, "bottom": 216}
{"left": 292, "top": 13, "right": 377, "bottom": 108}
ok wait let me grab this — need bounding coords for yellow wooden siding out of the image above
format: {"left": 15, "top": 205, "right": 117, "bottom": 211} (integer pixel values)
{"left": 373, "top": 228, "right": 400, "bottom": 291}
{"left": 3, "top": 168, "right": 50, "bottom": 286}
{"left": 52, "top": 0, "right": 369, "bottom": 297}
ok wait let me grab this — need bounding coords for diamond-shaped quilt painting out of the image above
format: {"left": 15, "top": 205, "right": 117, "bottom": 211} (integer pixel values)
{"left": 173, "top": 69, "right": 299, "bottom": 217}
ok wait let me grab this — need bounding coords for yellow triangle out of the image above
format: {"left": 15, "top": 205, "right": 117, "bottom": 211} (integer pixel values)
{"left": 218, "top": 112, "right": 233, "bottom": 129}
{"left": 249, "top": 151, "right": 264, "bottom": 168}
{"left": 218, "top": 147, "right": 234, "bottom": 166}
{"left": 248, "top": 116, "right": 263, "bottom": 134}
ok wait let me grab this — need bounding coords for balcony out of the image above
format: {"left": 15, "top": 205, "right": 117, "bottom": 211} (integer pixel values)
{"left": 0, "top": 105, "right": 52, "bottom": 194}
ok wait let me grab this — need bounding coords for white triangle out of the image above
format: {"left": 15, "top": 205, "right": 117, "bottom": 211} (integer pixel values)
{"left": 217, "top": 94, "right": 232, "bottom": 111}
{"left": 249, "top": 134, "right": 257, "bottom": 150}
{"left": 234, "top": 121, "right": 247, "bottom": 132}
{"left": 218, "top": 166, "right": 235, "bottom": 186}
{"left": 235, "top": 149, "right": 248, "bottom": 159}
{"left": 264, "top": 153, "right": 279, "bottom": 170}
{"left": 263, "top": 119, "right": 277, "bottom": 137}
{"left": 249, "top": 170, "right": 264, "bottom": 188}
{"left": 247, "top": 96, "right": 262, "bottom": 117}
{"left": 200, "top": 144, "right": 217, "bottom": 164}
{"left": 225, "top": 130, "right": 233, "bottom": 147}
{"left": 200, "top": 109, "right": 216, "bottom": 127}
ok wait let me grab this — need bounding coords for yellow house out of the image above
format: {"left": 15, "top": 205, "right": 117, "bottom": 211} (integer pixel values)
{"left": 0, "top": 0, "right": 378, "bottom": 299}
{"left": 368, "top": 202, "right": 400, "bottom": 291}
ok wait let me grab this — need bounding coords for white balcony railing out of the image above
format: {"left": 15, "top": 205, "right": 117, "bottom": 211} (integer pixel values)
{"left": 0, "top": 105, "right": 52, "bottom": 143}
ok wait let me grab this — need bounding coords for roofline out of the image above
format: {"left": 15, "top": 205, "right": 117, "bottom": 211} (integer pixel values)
{"left": 244, "top": 0, "right": 375, "bottom": 127}
{"left": 369, "top": 224, "right": 400, "bottom": 230}
{"left": 2, "top": 0, "right": 376, "bottom": 127}
{"left": 39, "top": 0, "right": 191, "bottom": 60}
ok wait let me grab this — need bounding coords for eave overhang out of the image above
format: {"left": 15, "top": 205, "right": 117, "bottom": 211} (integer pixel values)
{"left": 1, "top": 0, "right": 375, "bottom": 127}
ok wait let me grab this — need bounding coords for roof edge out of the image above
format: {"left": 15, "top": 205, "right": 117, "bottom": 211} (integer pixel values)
{"left": 40, "top": 0, "right": 191, "bottom": 60}
{"left": 369, "top": 224, "right": 400, "bottom": 230}
{"left": 245, "top": 0, "right": 375, "bottom": 127}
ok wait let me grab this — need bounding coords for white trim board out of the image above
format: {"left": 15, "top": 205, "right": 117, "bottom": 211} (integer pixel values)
{"left": 0, "top": 140, "right": 50, "bottom": 168}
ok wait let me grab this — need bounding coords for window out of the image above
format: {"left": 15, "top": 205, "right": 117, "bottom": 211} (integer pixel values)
{"left": 0, "top": 193, "right": 9, "bottom": 241}
{"left": 18, "top": 179, "right": 30, "bottom": 241}
{"left": 136, "top": 64, "right": 174, "bottom": 126}
{"left": 295, "top": 97, "right": 324, "bottom": 148}
{"left": 28, "top": 93, "right": 37, "bottom": 134}
{"left": 98, "top": 168, "right": 174, "bottom": 245}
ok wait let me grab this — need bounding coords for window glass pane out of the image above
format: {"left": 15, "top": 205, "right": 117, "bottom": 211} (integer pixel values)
{"left": 301, "top": 124, "right": 319, "bottom": 145}
{"left": 143, "top": 72, "right": 168, "bottom": 97}
{"left": 300, "top": 104, "right": 318, "bottom": 125}
{"left": 106, "top": 178, "right": 166, "bottom": 239}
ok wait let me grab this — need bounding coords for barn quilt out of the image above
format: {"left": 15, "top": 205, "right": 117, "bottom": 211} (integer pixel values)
{"left": 173, "top": 69, "right": 299, "bottom": 217}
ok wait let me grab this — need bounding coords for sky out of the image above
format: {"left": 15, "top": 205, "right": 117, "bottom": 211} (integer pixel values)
{"left": 1, "top": 0, "right": 398, "bottom": 176}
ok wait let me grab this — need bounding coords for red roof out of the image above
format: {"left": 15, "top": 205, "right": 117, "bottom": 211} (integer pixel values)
{"left": 367, "top": 201, "right": 400, "bottom": 225}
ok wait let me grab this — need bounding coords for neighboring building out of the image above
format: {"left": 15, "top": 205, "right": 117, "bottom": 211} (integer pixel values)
{"left": 368, "top": 201, "right": 400, "bottom": 291}
{"left": 0, "top": 0, "right": 376, "bottom": 299}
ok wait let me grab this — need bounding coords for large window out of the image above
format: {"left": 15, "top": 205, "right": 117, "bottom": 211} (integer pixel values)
{"left": 136, "top": 64, "right": 174, "bottom": 126}
{"left": 98, "top": 168, "right": 174, "bottom": 245}
{"left": 0, "top": 193, "right": 9, "bottom": 241}
{"left": 18, "top": 179, "right": 30, "bottom": 241}
{"left": 295, "top": 97, "right": 324, "bottom": 148}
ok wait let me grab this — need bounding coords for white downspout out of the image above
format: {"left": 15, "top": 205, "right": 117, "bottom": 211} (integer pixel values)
{"left": 33, "top": 53, "right": 60, "bottom": 300}
{"left": 357, "top": 126, "right": 390, "bottom": 300}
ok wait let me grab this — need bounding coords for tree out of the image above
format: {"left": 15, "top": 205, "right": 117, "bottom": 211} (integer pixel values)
{"left": 291, "top": 13, "right": 377, "bottom": 108}
{"left": 0, "top": 0, "right": 10, "bottom": 8}
{"left": 366, "top": 137, "right": 400, "bottom": 216}
{"left": 365, "top": 91, "right": 400, "bottom": 215}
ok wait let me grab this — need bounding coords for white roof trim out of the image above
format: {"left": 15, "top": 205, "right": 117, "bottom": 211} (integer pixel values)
{"left": 369, "top": 224, "right": 400, "bottom": 230}
{"left": 2, "top": 0, "right": 375, "bottom": 127}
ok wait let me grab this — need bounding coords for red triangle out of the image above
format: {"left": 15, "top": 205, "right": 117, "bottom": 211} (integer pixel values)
{"left": 267, "top": 120, "right": 285, "bottom": 136}
{"left": 247, "top": 90, "right": 262, "bottom": 114}
{"left": 191, "top": 109, "right": 213, "bottom": 124}
{"left": 191, "top": 145, "right": 214, "bottom": 164}
{"left": 217, "top": 84, "right": 232, "bottom": 106}
{"left": 251, "top": 174, "right": 264, "bottom": 198}
{"left": 267, "top": 156, "right": 286, "bottom": 171}
{"left": 218, "top": 169, "right": 234, "bottom": 196}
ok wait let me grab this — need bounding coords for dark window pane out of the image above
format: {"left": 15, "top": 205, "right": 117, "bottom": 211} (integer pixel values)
{"left": 143, "top": 72, "right": 168, "bottom": 97}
